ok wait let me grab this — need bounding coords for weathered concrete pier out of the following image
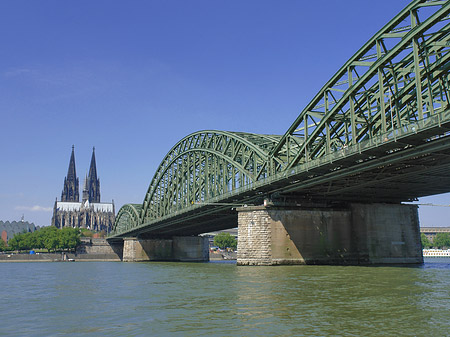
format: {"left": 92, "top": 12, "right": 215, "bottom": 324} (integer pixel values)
{"left": 122, "top": 236, "right": 209, "bottom": 262}
{"left": 237, "top": 203, "right": 422, "bottom": 265}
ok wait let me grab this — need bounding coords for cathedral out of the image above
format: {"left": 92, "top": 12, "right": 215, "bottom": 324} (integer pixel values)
{"left": 52, "top": 146, "right": 115, "bottom": 232}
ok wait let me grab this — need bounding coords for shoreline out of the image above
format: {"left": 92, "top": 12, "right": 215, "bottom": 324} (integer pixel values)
{"left": 0, "top": 252, "right": 121, "bottom": 262}
{"left": 0, "top": 251, "right": 235, "bottom": 263}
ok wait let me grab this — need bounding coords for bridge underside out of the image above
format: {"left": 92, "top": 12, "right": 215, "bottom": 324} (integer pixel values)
{"left": 271, "top": 124, "right": 450, "bottom": 204}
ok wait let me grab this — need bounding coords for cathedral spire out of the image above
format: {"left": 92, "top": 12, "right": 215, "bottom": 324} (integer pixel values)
{"left": 82, "top": 173, "right": 89, "bottom": 204}
{"left": 61, "top": 145, "right": 80, "bottom": 202}
{"left": 88, "top": 147, "right": 100, "bottom": 203}
{"left": 67, "top": 145, "right": 77, "bottom": 180}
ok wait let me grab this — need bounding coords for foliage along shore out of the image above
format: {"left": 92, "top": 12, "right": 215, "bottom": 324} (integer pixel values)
{"left": 421, "top": 233, "right": 450, "bottom": 249}
{"left": 0, "top": 227, "right": 105, "bottom": 253}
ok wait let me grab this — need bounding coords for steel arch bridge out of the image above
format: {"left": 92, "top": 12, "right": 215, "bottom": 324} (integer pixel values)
{"left": 110, "top": 0, "right": 450, "bottom": 239}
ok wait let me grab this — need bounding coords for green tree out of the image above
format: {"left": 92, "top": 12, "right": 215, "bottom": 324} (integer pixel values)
{"left": 23, "top": 232, "right": 36, "bottom": 251}
{"left": 433, "top": 233, "right": 450, "bottom": 249}
{"left": 8, "top": 232, "right": 30, "bottom": 251}
{"left": 8, "top": 235, "right": 19, "bottom": 251}
{"left": 0, "top": 239, "right": 7, "bottom": 252}
{"left": 8, "top": 226, "right": 82, "bottom": 252}
{"left": 39, "top": 226, "right": 60, "bottom": 252}
{"left": 213, "top": 232, "right": 237, "bottom": 250}
{"left": 60, "top": 227, "right": 81, "bottom": 251}
{"left": 421, "top": 233, "right": 433, "bottom": 248}
{"left": 35, "top": 227, "right": 51, "bottom": 250}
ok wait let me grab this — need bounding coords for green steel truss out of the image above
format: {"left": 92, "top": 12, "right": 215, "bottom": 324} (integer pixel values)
{"left": 111, "top": 0, "right": 450, "bottom": 238}
{"left": 270, "top": 0, "right": 450, "bottom": 171}
{"left": 113, "top": 131, "right": 281, "bottom": 235}
{"left": 114, "top": 204, "right": 142, "bottom": 234}
{"left": 141, "top": 131, "right": 281, "bottom": 220}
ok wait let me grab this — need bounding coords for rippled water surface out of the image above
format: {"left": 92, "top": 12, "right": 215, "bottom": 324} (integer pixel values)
{"left": 1, "top": 260, "right": 450, "bottom": 336}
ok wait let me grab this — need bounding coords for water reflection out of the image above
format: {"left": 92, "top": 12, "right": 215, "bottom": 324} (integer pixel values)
{"left": 1, "top": 262, "right": 449, "bottom": 336}
{"left": 234, "top": 265, "right": 449, "bottom": 336}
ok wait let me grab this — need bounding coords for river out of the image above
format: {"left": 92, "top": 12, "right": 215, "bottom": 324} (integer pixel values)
{"left": 1, "top": 260, "right": 449, "bottom": 336}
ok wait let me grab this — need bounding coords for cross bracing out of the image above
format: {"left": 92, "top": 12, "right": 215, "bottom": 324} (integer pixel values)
{"left": 270, "top": 0, "right": 450, "bottom": 171}
{"left": 114, "top": 204, "right": 142, "bottom": 233}
{"left": 110, "top": 0, "right": 450, "bottom": 239}
{"left": 141, "top": 131, "right": 282, "bottom": 221}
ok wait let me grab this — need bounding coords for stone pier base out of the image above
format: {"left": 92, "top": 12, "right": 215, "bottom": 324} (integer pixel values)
{"left": 237, "top": 203, "right": 423, "bottom": 266}
{"left": 122, "top": 236, "right": 209, "bottom": 262}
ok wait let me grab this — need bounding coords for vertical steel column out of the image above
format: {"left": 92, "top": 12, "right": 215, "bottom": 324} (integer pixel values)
{"left": 325, "top": 90, "right": 331, "bottom": 154}
{"left": 192, "top": 152, "right": 196, "bottom": 203}
{"left": 377, "top": 39, "right": 387, "bottom": 134}
{"left": 423, "top": 41, "right": 435, "bottom": 117}
{"left": 411, "top": 9, "right": 424, "bottom": 120}
{"left": 367, "top": 92, "right": 373, "bottom": 138}
{"left": 348, "top": 66, "right": 357, "bottom": 145}
{"left": 187, "top": 151, "right": 191, "bottom": 205}
{"left": 304, "top": 115, "right": 309, "bottom": 162}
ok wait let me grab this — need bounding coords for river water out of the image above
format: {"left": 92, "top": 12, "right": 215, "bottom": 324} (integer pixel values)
{"left": 1, "top": 260, "right": 450, "bottom": 336}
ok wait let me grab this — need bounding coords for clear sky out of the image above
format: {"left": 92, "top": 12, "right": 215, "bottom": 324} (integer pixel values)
{"left": 1, "top": 0, "right": 449, "bottom": 227}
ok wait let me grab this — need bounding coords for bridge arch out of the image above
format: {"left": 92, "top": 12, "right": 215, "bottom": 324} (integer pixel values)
{"left": 110, "top": 0, "right": 450, "bottom": 239}
{"left": 140, "top": 130, "right": 281, "bottom": 222}
{"left": 270, "top": 0, "right": 450, "bottom": 171}
{"left": 112, "top": 203, "right": 142, "bottom": 235}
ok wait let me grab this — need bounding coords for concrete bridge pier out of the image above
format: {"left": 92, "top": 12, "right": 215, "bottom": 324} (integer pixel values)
{"left": 237, "top": 203, "right": 423, "bottom": 266}
{"left": 122, "top": 236, "right": 209, "bottom": 262}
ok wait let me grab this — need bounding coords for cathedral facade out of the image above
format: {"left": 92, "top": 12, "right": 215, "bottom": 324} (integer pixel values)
{"left": 52, "top": 146, "right": 115, "bottom": 232}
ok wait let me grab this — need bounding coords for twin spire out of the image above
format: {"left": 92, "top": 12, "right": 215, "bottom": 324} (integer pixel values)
{"left": 61, "top": 145, "right": 79, "bottom": 202}
{"left": 61, "top": 146, "right": 100, "bottom": 203}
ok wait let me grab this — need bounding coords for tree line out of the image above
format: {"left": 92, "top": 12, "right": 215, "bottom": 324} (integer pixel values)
{"left": 213, "top": 232, "right": 237, "bottom": 250}
{"left": 1, "top": 227, "right": 448, "bottom": 252}
{"left": 421, "top": 233, "right": 450, "bottom": 249}
{"left": 0, "top": 226, "right": 81, "bottom": 252}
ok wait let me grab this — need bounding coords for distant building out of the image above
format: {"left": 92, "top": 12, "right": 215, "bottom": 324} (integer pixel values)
{"left": 0, "top": 219, "right": 37, "bottom": 243}
{"left": 420, "top": 227, "right": 450, "bottom": 242}
{"left": 51, "top": 146, "right": 115, "bottom": 232}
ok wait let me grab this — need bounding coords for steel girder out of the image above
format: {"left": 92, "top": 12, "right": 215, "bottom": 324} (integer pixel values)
{"left": 111, "top": 131, "right": 280, "bottom": 236}
{"left": 113, "top": 203, "right": 142, "bottom": 235}
{"left": 110, "top": 0, "right": 450, "bottom": 238}
{"left": 269, "top": 0, "right": 450, "bottom": 172}
{"left": 140, "top": 131, "right": 282, "bottom": 220}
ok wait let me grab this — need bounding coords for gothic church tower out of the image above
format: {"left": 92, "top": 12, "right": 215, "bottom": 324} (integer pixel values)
{"left": 87, "top": 147, "right": 100, "bottom": 203}
{"left": 82, "top": 174, "right": 89, "bottom": 204}
{"left": 53, "top": 146, "right": 114, "bottom": 232}
{"left": 61, "top": 145, "right": 79, "bottom": 202}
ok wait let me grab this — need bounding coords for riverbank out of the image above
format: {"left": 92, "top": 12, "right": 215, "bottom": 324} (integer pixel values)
{"left": 0, "top": 237, "right": 122, "bottom": 262}
{"left": 209, "top": 251, "right": 237, "bottom": 261}
{"left": 0, "top": 251, "right": 236, "bottom": 262}
{"left": 0, "top": 237, "right": 238, "bottom": 262}
{"left": 0, "top": 252, "right": 121, "bottom": 262}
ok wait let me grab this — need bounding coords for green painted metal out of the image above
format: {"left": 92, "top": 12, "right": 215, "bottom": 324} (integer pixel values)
{"left": 269, "top": 0, "right": 450, "bottom": 171}
{"left": 113, "top": 204, "right": 142, "bottom": 235}
{"left": 140, "top": 131, "right": 282, "bottom": 221}
{"left": 110, "top": 0, "right": 450, "bottom": 238}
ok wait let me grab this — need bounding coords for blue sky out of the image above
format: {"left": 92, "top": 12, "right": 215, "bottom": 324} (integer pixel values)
{"left": 1, "top": 0, "right": 449, "bottom": 227}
